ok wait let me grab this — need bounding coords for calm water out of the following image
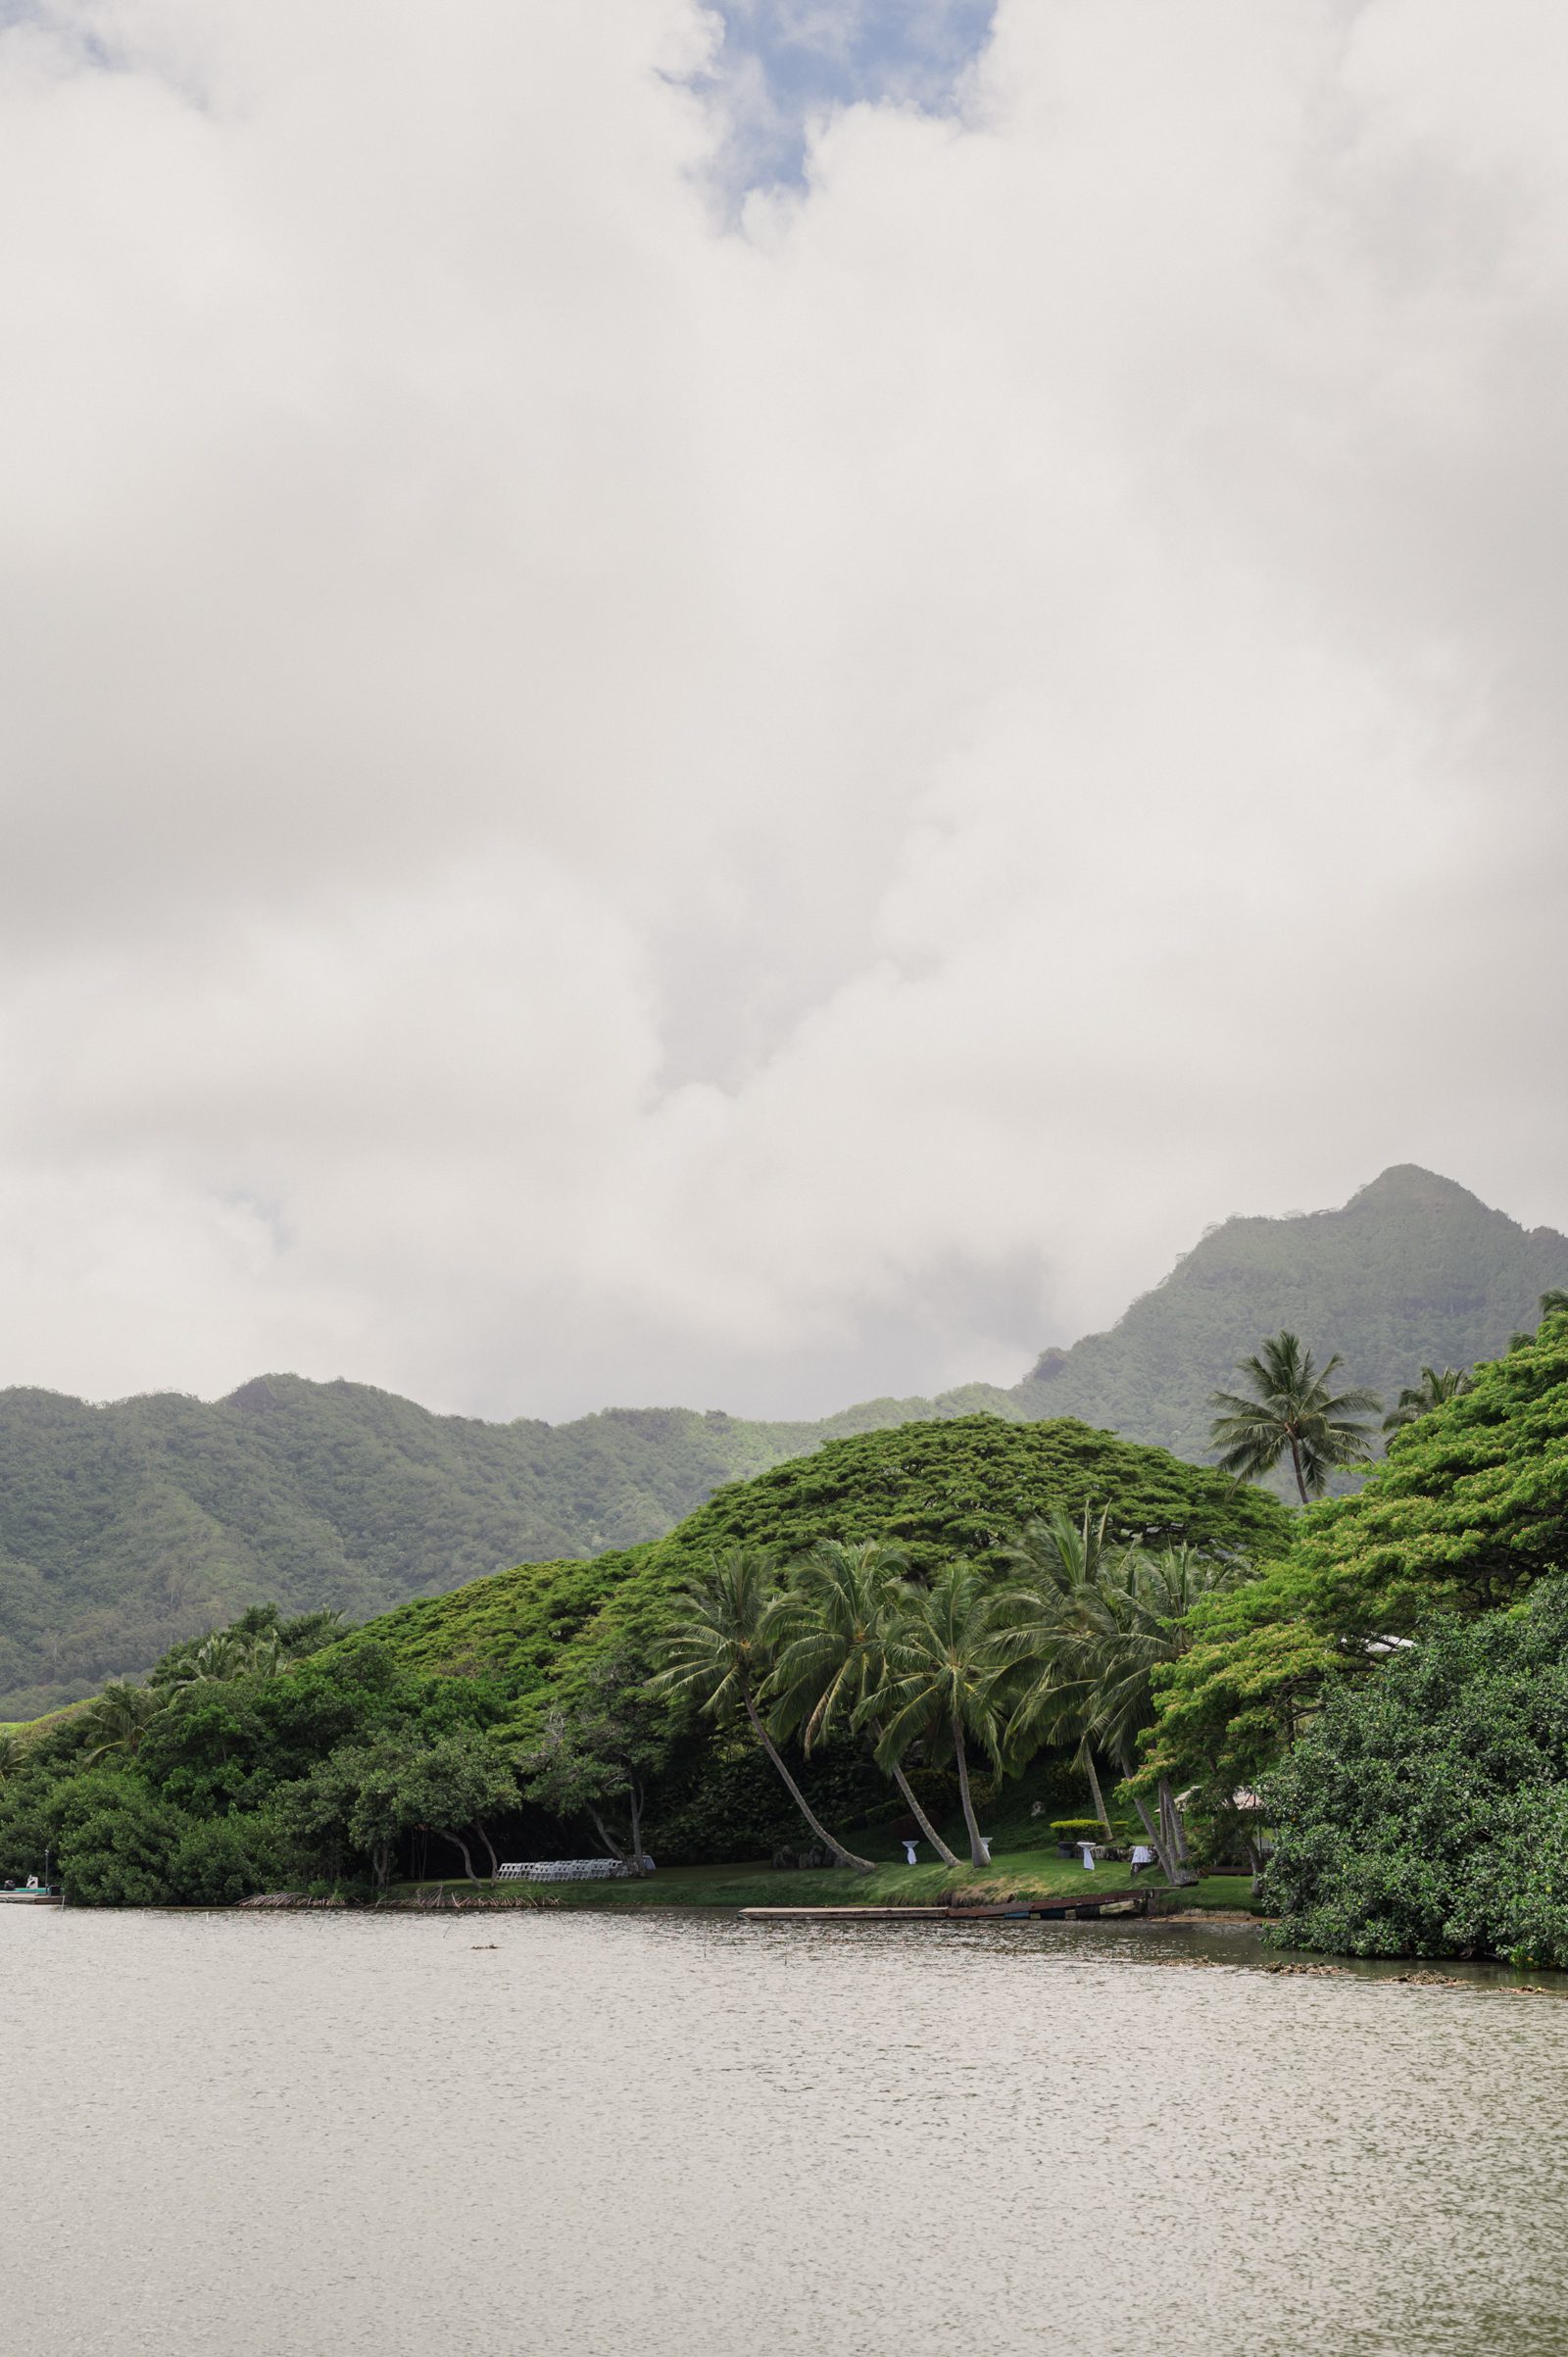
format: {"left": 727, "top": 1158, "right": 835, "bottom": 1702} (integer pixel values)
{"left": 4, "top": 1908, "right": 1568, "bottom": 2356}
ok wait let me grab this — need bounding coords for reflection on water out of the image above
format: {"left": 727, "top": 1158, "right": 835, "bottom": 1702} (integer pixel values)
{"left": 3, "top": 1908, "right": 1567, "bottom": 2357}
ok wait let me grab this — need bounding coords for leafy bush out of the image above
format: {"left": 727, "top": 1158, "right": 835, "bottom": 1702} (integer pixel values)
{"left": 1263, "top": 1578, "right": 1568, "bottom": 1962}
{"left": 49, "top": 1772, "right": 184, "bottom": 1907}
{"left": 167, "top": 1812, "right": 281, "bottom": 1905}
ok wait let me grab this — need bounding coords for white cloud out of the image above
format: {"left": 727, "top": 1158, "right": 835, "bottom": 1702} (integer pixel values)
{"left": 0, "top": 0, "right": 1564, "bottom": 1419}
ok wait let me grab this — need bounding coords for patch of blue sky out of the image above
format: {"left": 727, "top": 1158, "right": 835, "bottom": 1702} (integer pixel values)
{"left": 693, "top": 0, "right": 996, "bottom": 207}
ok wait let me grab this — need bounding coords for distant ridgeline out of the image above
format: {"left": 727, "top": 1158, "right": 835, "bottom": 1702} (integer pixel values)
{"left": 1008, "top": 1164, "right": 1568, "bottom": 1462}
{"left": 0, "top": 1162, "right": 1561, "bottom": 1719}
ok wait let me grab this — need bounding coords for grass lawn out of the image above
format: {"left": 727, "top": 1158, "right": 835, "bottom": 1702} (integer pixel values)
{"left": 392, "top": 1851, "right": 1257, "bottom": 1915}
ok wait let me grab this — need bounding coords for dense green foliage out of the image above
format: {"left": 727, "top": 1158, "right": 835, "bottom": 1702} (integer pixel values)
{"left": 0, "top": 1638, "right": 525, "bottom": 1903}
{"left": 1263, "top": 1580, "right": 1568, "bottom": 1965}
{"left": 340, "top": 1417, "right": 1289, "bottom": 1723}
{"left": 2, "top": 1163, "right": 1558, "bottom": 1716}
{"left": 1146, "top": 1309, "right": 1568, "bottom": 1801}
{"left": 0, "top": 1417, "right": 1283, "bottom": 1901}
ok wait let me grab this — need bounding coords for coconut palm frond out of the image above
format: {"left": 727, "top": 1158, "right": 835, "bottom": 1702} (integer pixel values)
{"left": 1207, "top": 1331, "right": 1383, "bottom": 1501}
{"left": 1382, "top": 1365, "right": 1474, "bottom": 1433}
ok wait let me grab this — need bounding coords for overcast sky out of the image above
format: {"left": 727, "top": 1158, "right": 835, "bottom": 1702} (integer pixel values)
{"left": 1, "top": 0, "right": 1565, "bottom": 1422}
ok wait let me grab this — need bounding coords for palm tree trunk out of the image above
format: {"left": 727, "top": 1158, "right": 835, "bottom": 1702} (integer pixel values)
{"left": 951, "top": 1713, "right": 989, "bottom": 1870}
{"left": 1081, "top": 1744, "right": 1114, "bottom": 1841}
{"left": 1157, "top": 1777, "right": 1192, "bottom": 1874}
{"left": 1121, "top": 1752, "right": 1197, "bottom": 1887}
{"left": 743, "top": 1694, "right": 875, "bottom": 1873}
{"left": 1287, "top": 1435, "right": 1308, "bottom": 1505}
{"left": 890, "top": 1758, "right": 962, "bottom": 1869}
{"left": 866, "top": 1713, "right": 961, "bottom": 1867}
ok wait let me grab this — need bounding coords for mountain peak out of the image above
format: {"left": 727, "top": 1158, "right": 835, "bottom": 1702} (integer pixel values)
{"left": 1345, "top": 1164, "right": 1489, "bottom": 1215}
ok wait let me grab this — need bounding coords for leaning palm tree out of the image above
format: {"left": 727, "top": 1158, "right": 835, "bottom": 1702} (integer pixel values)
{"left": 80, "top": 1682, "right": 166, "bottom": 1765}
{"left": 652, "top": 1547, "right": 875, "bottom": 1872}
{"left": 993, "top": 1506, "right": 1124, "bottom": 1838}
{"left": 1207, "top": 1332, "right": 1382, "bottom": 1502}
{"left": 1382, "top": 1365, "right": 1473, "bottom": 1433}
{"left": 765, "top": 1540, "right": 961, "bottom": 1868}
{"left": 1073, "top": 1546, "right": 1244, "bottom": 1884}
{"left": 869, "top": 1559, "right": 1006, "bottom": 1870}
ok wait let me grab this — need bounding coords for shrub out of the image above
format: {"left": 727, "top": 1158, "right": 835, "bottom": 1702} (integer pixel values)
{"left": 1263, "top": 1577, "right": 1568, "bottom": 1961}
{"left": 167, "top": 1812, "right": 281, "bottom": 1906}
{"left": 51, "top": 1773, "right": 183, "bottom": 1907}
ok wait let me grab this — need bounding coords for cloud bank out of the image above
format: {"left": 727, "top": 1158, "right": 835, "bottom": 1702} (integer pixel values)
{"left": 0, "top": 0, "right": 1565, "bottom": 1419}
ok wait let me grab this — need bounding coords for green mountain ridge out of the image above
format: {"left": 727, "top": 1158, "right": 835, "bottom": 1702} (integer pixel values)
{"left": 1, "top": 1162, "right": 1562, "bottom": 1718}
{"left": 1008, "top": 1164, "right": 1568, "bottom": 1457}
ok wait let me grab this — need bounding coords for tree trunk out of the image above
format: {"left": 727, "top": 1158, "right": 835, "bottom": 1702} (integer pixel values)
{"left": 627, "top": 1776, "right": 651, "bottom": 1875}
{"left": 951, "top": 1714, "right": 989, "bottom": 1870}
{"left": 476, "top": 1823, "right": 501, "bottom": 1883}
{"left": 440, "top": 1830, "right": 482, "bottom": 1886}
{"left": 890, "top": 1758, "right": 962, "bottom": 1869}
{"left": 1081, "top": 1745, "right": 1114, "bottom": 1841}
{"left": 586, "top": 1802, "right": 631, "bottom": 1865}
{"left": 1122, "top": 1754, "right": 1197, "bottom": 1887}
{"left": 743, "top": 1693, "right": 875, "bottom": 1873}
{"left": 1287, "top": 1434, "right": 1308, "bottom": 1505}
{"left": 1247, "top": 1832, "right": 1267, "bottom": 1901}
{"left": 1157, "top": 1776, "right": 1192, "bottom": 1875}
{"left": 866, "top": 1713, "right": 960, "bottom": 1867}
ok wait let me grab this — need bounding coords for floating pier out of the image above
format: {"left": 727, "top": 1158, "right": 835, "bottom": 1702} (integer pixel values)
{"left": 740, "top": 1889, "right": 1152, "bottom": 1924}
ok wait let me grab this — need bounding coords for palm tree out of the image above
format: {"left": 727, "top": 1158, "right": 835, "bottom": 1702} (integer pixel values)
{"left": 653, "top": 1547, "right": 875, "bottom": 1872}
{"left": 1382, "top": 1365, "right": 1473, "bottom": 1432}
{"left": 992, "top": 1506, "right": 1124, "bottom": 1838}
{"left": 765, "top": 1540, "right": 961, "bottom": 1868}
{"left": 1541, "top": 1289, "right": 1568, "bottom": 1318}
{"left": 989, "top": 1536, "right": 1243, "bottom": 1885}
{"left": 1208, "top": 1332, "right": 1382, "bottom": 1503}
{"left": 1073, "top": 1546, "right": 1244, "bottom": 1883}
{"left": 80, "top": 1682, "right": 166, "bottom": 1765}
{"left": 869, "top": 1560, "right": 1006, "bottom": 1870}
{"left": 163, "top": 1632, "right": 247, "bottom": 1685}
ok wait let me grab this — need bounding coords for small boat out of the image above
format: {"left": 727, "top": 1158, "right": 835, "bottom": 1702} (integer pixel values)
{"left": 0, "top": 1878, "right": 62, "bottom": 1905}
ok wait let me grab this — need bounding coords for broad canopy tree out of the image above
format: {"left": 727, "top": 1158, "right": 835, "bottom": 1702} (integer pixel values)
{"left": 519, "top": 1651, "right": 666, "bottom": 1873}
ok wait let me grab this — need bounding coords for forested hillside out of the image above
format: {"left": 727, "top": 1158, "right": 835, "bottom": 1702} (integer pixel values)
{"left": 347, "top": 1415, "right": 1291, "bottom": 1707}
{"left": 1009, "top": 1166, "right": 1568, "bottom": 1459}
{"left": 0, "top": 1418, "right": 1292, "bottom": 1899}
{"left": 1, "top": 1163, "right": 1561, "bottom": 1719}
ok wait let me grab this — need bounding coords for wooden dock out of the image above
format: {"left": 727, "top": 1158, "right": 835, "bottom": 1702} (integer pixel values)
{"left": 741, "top": 1889, "right": 1152, "bottom": 1925}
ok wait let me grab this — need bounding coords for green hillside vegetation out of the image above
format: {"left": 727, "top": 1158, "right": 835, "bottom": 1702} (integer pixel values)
{"left": 1143, "top": 1301, "right": 1568, "bottom": 1958}
{"left": 339, "top": 1416, "right": 1290, "bottom": 1724}
{"left": 0, "top": 1417, "right": 1286, "bottom": 1903}
{"left": 1, "top": 1161, "right": 1560, "bottom": 1718}
{"left": 7, "top": 1308, "right": 1565, "bottom": 1958}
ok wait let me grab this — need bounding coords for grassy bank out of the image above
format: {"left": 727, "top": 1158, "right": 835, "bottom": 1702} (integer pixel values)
{"left": 387, "top": 1852, "right": 1257, "bottom": 1914}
